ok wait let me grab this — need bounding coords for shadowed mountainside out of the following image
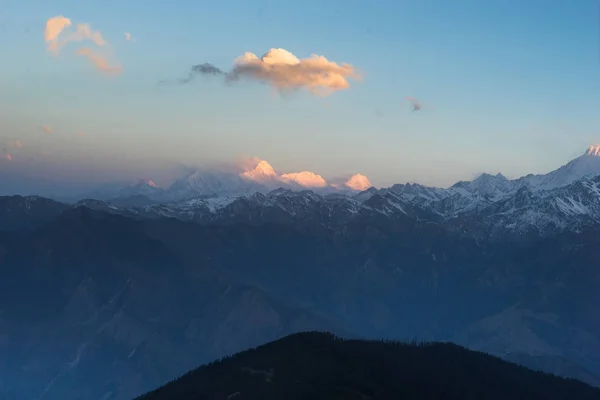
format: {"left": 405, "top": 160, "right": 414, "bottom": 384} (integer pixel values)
{"left": 1, "top": 201, "right": 600, "bottom": 398}
{"left": 138, "top": 332, "right": 600, "bottom": 400}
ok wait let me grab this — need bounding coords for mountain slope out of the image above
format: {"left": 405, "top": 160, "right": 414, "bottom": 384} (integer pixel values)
{"left": 520, "top": 145, "right": 600, "bottom": 190}
{"left": 138, "top": 332, "right": 600, "bottom": 400}
{"left": 0, "top": 209, "right": 341, "bottom": 400}
{"left": 0, "top": 195, "right": 70, "bottom": 232}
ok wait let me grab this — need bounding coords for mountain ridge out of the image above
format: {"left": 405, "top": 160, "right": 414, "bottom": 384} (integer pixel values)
{"left": 2, "top": 147, "right": 600, "bottom": 399}
{"left": 137, "top": 332, "right": 600, "bottom": 400}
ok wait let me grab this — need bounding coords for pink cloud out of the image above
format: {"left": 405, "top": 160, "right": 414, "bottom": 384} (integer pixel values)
{"left": 8, "top": 140, "right": 23, "bottom": 149}
{"left": 345, "top": 173, "right": 372, "bottom": 191}
{"left": 45, "top": 16, "right": 106, "bottom": 54}
{"left": 228, "top": 48, "right": 361, "bottom": 96}
{"left": 44, "top": 15, "right": 122, "bottom": 76}
{"left": 44, "top": 15, "right": 72, "bottom": 54}
{"left": 280, "top": 171, "right": 328, "bottom": 188}
{"left": 76, "top": 47, "right": 123, "bottom": 76}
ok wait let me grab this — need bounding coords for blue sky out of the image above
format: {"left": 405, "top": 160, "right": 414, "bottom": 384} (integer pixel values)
{"left": 0, "top": 0, "right": 599, "bottom": 192}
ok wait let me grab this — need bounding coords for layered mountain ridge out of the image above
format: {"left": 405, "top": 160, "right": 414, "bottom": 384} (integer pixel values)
{"left": 66, "top": 147, "right": 600, "bottom": 234}
{"left": 19, "top": 146, "right": 595, "bottom": 241}
{"left": 1, "top": 146, "right": 600, "bottom": 399}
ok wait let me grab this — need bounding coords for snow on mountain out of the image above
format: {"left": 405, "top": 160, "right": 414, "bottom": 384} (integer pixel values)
{"left": 75, "top": 179, "right": 164, "bottom": 202}
{"left": 518, "top": 146, "right": 600, "bottom": 191}
{"left": 163, "top": 169, "right": 265, "bottom": 201}
{"left": 118, "top": 179, "right": 164, "bottom": 198}
{"left": 464, "top": 175, "right": 600, "bottom": 239}
{"left": 241, "top": 159, "right": 279, "bottom": 183}
{"left": 60, "top": 145, "right": 600, "bottom": 238}
{"left": 450, "top": 173, "right": 515, "bottom": 200}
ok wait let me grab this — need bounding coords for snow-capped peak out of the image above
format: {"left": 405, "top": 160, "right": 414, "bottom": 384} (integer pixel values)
{"left": 586, "top": 145, "right": 600, "bottom": 157}
{"left": 241, "top": 159, "right": 278, "bottom": 182}
{"left": 520, "top": 146, "right": 600, "bottom": 191}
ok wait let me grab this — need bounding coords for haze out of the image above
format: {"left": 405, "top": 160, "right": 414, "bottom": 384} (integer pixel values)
{"left": 1, "top": 0, "right": 599, "bottom": 197}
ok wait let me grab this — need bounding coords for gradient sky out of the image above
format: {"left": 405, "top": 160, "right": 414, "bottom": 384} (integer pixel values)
{"left": 1, "top": 0, "right": 599, "bottom": 195}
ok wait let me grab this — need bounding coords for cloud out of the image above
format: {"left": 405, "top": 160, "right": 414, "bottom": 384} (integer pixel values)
{"left": 280, "top": 171, "right": 328, "bottom": 188}
{"left": 41, "top": 125, "right": 52, "bottom": 134}
{"left": 7, "top": 140, "right": 24, "bottom": 149}
{"left": 345, "top": 173, "right": 372, "bottom": 191}
{"left": 1, "top": 151, "right": 12, "bottom": 162}
{"left": 76, "top": 131, "right": 85, "bottom": 137}
{"left": 65, "top": 23, "right": 106, "bottom": 48}
{"left": 76, "top": 47, "right": 123, "bottom": 76}
{"left": 178, "top": 63, "right": 225, "bottom": 84}
{"left": 44, "top": 15, "right": 72, "bottom": 54}
{"left": 228, "top": 48, "right": 361, "bottom": 96}
{"left": 124, "top": 32, "right": 133, "bottom": 41}
{"left": 175, "top": 48, "right": 360, "bottom": 96}
{"left": 44, "top": 17, "right": 106, "bottom": 54}
{"left": 44, "top": 15, "right": 122, "bottom": 75}
{"left": 238, "top": 158, "right": 371, "bottom": 190}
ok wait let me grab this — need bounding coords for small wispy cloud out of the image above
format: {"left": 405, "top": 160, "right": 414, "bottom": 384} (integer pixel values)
{"left": 2, "top": 139, "right": 24, "bottom": 162}
{"left": 177, "top": 63, "right": 225, "bottom": 84}
{"left": 44, "top": 15, "right": 122, "bottom": 76}
{"left": 7, "top": 140, "right": 24, "bottom": 149}
{"left": 76, "top": 131, "right": 85, "bottom": 137}
{"left": 1, "top": 151, "right": 12, "bottom": 162}
{"left": 41, "top": 125, "right": 53, "bottom": 134}
{"left": 44, "top": 15, "right": 72, "bottom": 54}
{"left": 45, "top": 17, "right": 106, "bottom": 54}
{"left": 124, "top": 32, "right": 133, "bottom": 41}
{"left": 76, "top": 47, "right": 123, "bottom": 76}
{"left": 169, "top": 48, "right": 361, "bottom": 97}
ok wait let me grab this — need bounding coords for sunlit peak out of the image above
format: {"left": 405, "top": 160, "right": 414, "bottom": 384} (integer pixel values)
{"left": 586, "top": 145, "right": 600, "bottom": 157}
{"left": 241, "top": 159, "right": 278, "bottom": 182}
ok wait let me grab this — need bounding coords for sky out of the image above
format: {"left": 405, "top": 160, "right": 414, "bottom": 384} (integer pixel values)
{"left": 1, "top": 0, "right": 599, "bottom": 195}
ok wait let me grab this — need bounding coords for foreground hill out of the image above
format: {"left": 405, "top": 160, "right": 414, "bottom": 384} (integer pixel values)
{"left": 138, "top": 332, "right": 600, "bottom": 400}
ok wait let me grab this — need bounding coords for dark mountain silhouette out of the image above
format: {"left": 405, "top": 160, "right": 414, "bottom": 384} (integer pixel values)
{"left": 504, "top": 352, "right": 600, "bottom": 388}
{"left": 138, "top": 332, "right": 600, "bottom": 400}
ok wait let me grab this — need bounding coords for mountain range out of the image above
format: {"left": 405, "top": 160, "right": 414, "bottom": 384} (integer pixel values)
{"left": 1, "top": 146, "right": 600, "bottom": 399}
{"left": 71, "top": 159, "right": 373, "bottom": 204}
{"left": 64, "top": 146, "right": 600, "bottom": 241}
